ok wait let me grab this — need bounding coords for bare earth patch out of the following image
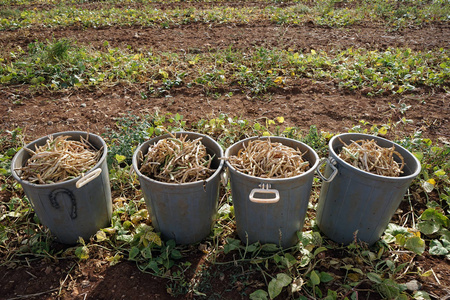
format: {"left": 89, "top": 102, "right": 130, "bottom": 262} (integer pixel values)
{"left": 0, "top": 2, "right": 449, "bottom": 300}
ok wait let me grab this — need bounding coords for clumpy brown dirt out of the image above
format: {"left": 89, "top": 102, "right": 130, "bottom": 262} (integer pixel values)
{"left": 0, "top": 1, "right": 450, "bottom": 300}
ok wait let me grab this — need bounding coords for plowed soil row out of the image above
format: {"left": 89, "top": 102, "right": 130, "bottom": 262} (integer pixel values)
{"left": 1, "top": 2, "right": 449, "bottom": 300}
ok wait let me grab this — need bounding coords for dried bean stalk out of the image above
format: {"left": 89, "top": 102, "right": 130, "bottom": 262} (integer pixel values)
{"left": 18, "top": 135, "right": 101, "bottom": 184}
{"left": 338, "top": 138, "right": 405, "bottom": 177}
{"left": 228, "top": 139, "right": 310, "bottom": 178}
{"left": 139, "top": 134, "right": 215, "bottom": 183}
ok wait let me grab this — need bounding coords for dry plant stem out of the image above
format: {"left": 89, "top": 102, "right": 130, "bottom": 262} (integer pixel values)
{"left": 139, "top": 134, "right": 215, "bottom": 183}
{"left": 228, "top": 139, "right": 309, "bottom": 178}
{"left": 18, "top": 135, "right": 101, "bottom": 184}
{"left": 338, "top": 138, "right": 405, "bottom": 177}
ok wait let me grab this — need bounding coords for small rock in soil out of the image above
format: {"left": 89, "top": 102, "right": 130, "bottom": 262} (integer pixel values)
{"left": 44, "top": 266, "right": 52, "bottom": 275}
{"left": 405, "top": 279, "right": 422, "bottom": 292}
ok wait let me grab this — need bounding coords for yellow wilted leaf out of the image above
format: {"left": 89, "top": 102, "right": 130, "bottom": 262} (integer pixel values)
{"left": 347, "top": 273, "right": 361, "bottom": 282}
{"left": 115, "top": 154, "right": 126, "bottom": 164}
{"left": 276, "top": 116, "right": 285, "bottom": 124}
{"left": 408, "top": 228, "right": 421, "bottom": 238}
{"left": 267, "top": 69, "right": 273, "bottom": 74}
{"left": 311, "top": 49, "right": 317, "bottom": 55}
{"left": 262, "top": 131, "right": 271, "bottom": 136}
{"left": 420, "top": 269, "right": 433, "bottom": 277}
{"left": 427, "top": 178, "right": 436, "bottom": 186}
{"left": 267, "top": 120, "right": 276, "bottom": 125}
{"left": 106, "top": 253, "right": 122, "bottom": 266}
{"left": 378, "top": 126, "right": 388, "bottom": 135}
{"left": 159, "top": 69, "right": 169, "bottom": 79}
{"left": 145, "top": 231, "right": 162, "bottom": 246}
{"left": 133, "top": 54, "right": 141, "bottom": 60}
{"left": 274, "top": 77, "right": 284, "bottom": 85}
{"left": 95, "top": 230, "right": 108, "bottom": 242}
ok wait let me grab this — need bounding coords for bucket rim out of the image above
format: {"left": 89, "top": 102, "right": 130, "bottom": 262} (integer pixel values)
{"left": 11, "top": 131, "right": 108, "bottom": 188}
{"left": 224, "top": 136, "right": 320, "bottom": 181}
{"left": 132, "top": 131, "right": 225, "bottom": 186}
{"left": 329, "top": 133, "right": 421, "bottom": 180}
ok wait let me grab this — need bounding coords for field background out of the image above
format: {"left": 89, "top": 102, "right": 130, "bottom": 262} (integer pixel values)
{"left": 0, "top": 0, "right": 449, "bottom": 299}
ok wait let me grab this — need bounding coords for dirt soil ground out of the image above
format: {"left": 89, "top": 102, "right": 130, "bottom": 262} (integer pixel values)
{"left": 0, "top": 1, "right": 449, "bottom": 300}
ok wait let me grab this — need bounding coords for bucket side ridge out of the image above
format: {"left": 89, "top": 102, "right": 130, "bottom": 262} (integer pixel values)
{"left": 364, "top": 188, "right": 396, "bottom": 244}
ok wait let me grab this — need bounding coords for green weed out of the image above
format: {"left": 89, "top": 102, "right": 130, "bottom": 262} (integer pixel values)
{"left": 2, "top": 39, "right": 448, "bottom": 95}
{"left": 1, "top": 1, "right": 448, "bottom": 31}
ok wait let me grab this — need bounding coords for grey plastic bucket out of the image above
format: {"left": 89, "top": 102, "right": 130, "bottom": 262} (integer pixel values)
{"left": 225, "top": 136, "right": 320, "bottom": 248}
{"left": 316, "top": 133, "right": 421, "bottom": 245}
{"left": 11, "top": 131, "right": 112, "bottom": 245}
{"left": 132, "top": 132, "right": 224, "bottom": 244}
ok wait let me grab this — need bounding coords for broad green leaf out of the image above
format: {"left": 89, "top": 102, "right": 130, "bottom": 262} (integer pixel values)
{"left": 351, "top": 267, "right": 364, "bottom": 275}
{"left": 146, "top": 260, "right": 160, "bottom": 273}
{"left": 280, "top": 253, "right": 297, "bottom": 268}
{"left": 313, "top": 246, "right": 328, "bottom": 257}
{"left": 420, "top": 208, "right": 449, "bottom": 226}
{"left": 429, "top": 240, "right": 449, "bottom": 256}
{"left": 268, "top": 273, "right": 291, "bottom": 299}
{"left": 246, "top": 244, "right": 258, "bottom": 253}
{"left": 418, "top": 208, "right": 449, "bottom": 235}
{"left": 129, "top": 246, "right": 140, "bottom": 260}
{"left": 171, "top": 249, "right": 182, "bottom": 260}
{"left": 413, "top": 291, "right": 431, "bottom": 300}
{"left": 418, "top": 221, "right": 440, "bottom": 236}
{"left": 323, "top": 289, "right": 337, "bottom": 300}
{"left": 385, "top": 223, "right": 409, "bottom": 236}
{"left": 319, "top": 272, "right": 334, "bottom": 283}
{"left": 412, "top": 152, "right": 423, "bottom": 162}
{"left": 250, "top": 289, "right": 268, "bottom": 300}
{"left": 117, "top": 234, "right": 133, "bottom": 243}
{"left": 397, "top": 294, "right": 409, "bottom": 300}
{"left": 310, "top": 270, "right": 320, "bottom": 286}
{"left": 376, "top": 279, "right": 401, "bottom": 299}
{"left": 367, "top": 272, "right": 383, "bottom": 284}
{"left": 261, "top": 243, "right": 279, "bottom": 252}
{"left": 224, "top": 238, "right": 241, "bottom": 254}
{"left": 405, "top": 236, "right": 425, "bottom": 255}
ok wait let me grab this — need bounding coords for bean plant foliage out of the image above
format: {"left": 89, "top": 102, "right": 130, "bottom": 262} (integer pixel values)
{"left": 1, "top": 113, "right": 449, "bottom": 299}
{"left": 0, "top": 0, "right": 449, "bottom": 299}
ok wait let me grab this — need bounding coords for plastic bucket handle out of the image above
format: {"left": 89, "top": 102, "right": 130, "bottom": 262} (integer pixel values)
{"left": 76, "top": 168, "right": 102, "bottom": 189}
{"left": 249, "top": 183, "right": 280, "bottom": 204}
{"left": 316, "top": 157, "right": 338, "bottom": 183}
